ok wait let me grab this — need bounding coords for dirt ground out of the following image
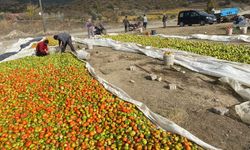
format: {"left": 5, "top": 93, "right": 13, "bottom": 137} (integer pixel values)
{"left": 79, "top": 46, "right": 250, "bottom": 150}
{"left": 148, "top": 21, "right": 250, "bottom": 36}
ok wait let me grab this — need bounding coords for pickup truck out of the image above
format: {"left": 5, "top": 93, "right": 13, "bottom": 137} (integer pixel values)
{"left": 212, "top": 7, "right": 239, "bottom": 23}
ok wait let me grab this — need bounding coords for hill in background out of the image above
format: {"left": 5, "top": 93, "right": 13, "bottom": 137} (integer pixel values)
{"left": 0, "top": 0, "right": 249, "bottom": 21}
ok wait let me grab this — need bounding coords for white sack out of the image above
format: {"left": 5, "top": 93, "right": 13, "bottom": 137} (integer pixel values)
{"left": 235, "top": 101, "right": 250, "bottom": 125}
{"left": 48, "top": 46, "right": 60, "bottom": 54}
{"left": 76, "top": 50, "right": 90, "bottom": 60}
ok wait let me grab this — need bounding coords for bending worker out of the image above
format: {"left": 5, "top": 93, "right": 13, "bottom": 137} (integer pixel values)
{"left": 53, "top": 33, "right": 76, "bottom": 54}
{"left": 36, "top": 39, "right": 49, "bottom": 56}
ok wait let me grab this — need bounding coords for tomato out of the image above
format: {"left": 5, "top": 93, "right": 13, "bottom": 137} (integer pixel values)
{"left": 0, "top": 54, "right": 202, "bottom": 150}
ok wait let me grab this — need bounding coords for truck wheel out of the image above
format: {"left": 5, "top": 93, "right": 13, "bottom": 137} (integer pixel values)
{"left": 179, "top": 22, "right": 184, "bottom": 27}
{"left": 200, "top": 21, "right": 205, "bottom": 26}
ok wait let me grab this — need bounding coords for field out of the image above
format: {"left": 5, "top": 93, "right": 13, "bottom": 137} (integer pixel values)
{"left": 104, "top": 34, "right": 250, "bottom": 64}
{"left": 0, "top": 53, "right": 202, "bottom": 149}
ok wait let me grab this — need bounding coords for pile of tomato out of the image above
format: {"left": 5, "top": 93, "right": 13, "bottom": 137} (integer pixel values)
{"left": 0, "top": 53, "right": 202, "bottom": 150}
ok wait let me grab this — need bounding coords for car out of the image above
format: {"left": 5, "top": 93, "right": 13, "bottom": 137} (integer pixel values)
{"left": 233, "top": 15, "right": 249, "bottom": 28}
{"left": 178, "top": 10, "right": 217, "bottom": 27}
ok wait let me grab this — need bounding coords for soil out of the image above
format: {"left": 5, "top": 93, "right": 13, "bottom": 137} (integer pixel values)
{"left": 78, "top": 46, "right": 250, "bottom": 150}
{"left": 149, "top": 22, "right": 250, "bottom": 36}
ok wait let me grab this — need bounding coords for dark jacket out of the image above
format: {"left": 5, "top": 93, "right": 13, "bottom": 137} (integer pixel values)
{"left": 162, "top": 15, "right": 167, "bottom": 22}
{"left": 56, "top": 33, "right": 71, "bottom": 45}
{"left": 123, "top": 18, "right": 130, "bottom": 26}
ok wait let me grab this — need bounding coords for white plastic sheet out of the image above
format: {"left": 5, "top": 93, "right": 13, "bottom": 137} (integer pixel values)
{"left": 157, "top": 34, "right": 250, "bottom": 43}
{"left": 0, "top": 37, "right": 221, "bottom": 150}
{"left": 235, "top": 101, "right": 250, "bottom": 124}
{"left": 0, "top": 38, "right": 36, "bottom": 62}
{"left": 219, "top": 77, "right": 250, "bottom": 101}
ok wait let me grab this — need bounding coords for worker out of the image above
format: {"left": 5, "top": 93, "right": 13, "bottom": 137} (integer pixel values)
{"left": 86, "top": 18, "right": 95, "bottom": 38}
{"left": 36, "top": 39, "right": 49, "bottom": 56}
{"left": 123, "top": 16, "right": 130, "bottom": 32}
{"left": 162, "top": 15, "right": 168, "bottom": 28}
{"left": 53, "top": 33, "right": 76, "bottom": 54}
{"left": 143, "top": 14, "right": 148, "bottom": 29}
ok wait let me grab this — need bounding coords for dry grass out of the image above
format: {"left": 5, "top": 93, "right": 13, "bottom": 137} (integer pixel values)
{"left": 0, "top": 19, "right": 42, "bottom": 35}
{"left": 117, "top": 8, "right": 183, "bottom": 22}
{"left": 0, "top": 20, "right": 12, "bottom": 35}
{"left": 0, "top": 19, "right": 83, "bottom": 37}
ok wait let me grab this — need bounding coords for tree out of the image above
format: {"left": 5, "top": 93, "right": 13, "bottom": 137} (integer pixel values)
{"left": 26, "top": 4, "right": 38, "bottom": 20}
{"left": 207, "top": 0, "right": 216, "bottom": 13}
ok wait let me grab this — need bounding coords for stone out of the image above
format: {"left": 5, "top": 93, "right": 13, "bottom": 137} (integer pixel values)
{"left": 167, "top": 84, "right": 177, "bottom": 90}
{"left": 87, "top": 44, "right": 93, "bottom": 50}
{"left": 107, "top": 57, "right": 118, "bottom": 63}
{"left": 148, "top": 74, "right": 157, "bottom": 81}
{"left": 212, "top": 98, "right": 220, "bottom": 102}
{"left": 129, "top": 66, "right": 136, "bottom": 71}
{"left": 211, "top": 107, "right": 229, "bottom": 116}
{"left": 157, "top": 77, "right": 162, "bottom": 82}
{"left": 171, "top": 66, "right": 181, "bottom": 72}
{"left": 129, "top": 80, "right": 135, "bottom": 83}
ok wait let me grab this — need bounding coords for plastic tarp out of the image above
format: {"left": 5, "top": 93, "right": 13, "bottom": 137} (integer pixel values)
{"left": 235, "top": 101, "right": 250, "bottom": 125}
{"left": 157, "top": 34, "right": 250, "bottom": 43}
{"left": 0, "top": 38, "right": 35, "bottom": 62}
{"left": 0, "top": 37, "right": 220, "bottom": 150}
{"left": 219, "top": 77, "right": 250, "bottom": 101}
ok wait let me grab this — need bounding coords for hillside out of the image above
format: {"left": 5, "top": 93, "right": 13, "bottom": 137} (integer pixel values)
{"left": 0, "top": 0, "right": 249, "bottom": 19}
{"left": 0, "top": 0, "right": 208, "bottom": 13}
{"left": 0, "top": 0, "right": 71, "bottom": 12}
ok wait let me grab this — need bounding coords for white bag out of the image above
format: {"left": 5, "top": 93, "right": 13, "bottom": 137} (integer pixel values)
{"left": 76, "top": 50, "right": 90, "bottom": 60}
{"left": 235, "top": 101, "right": 250, "bottom": 125}
{"left": 48, "top": 46, "right": 60, "bottom": 54}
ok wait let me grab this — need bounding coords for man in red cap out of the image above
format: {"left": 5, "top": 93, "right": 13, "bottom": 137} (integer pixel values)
{"left": 36, "top": 39, "right": 49, "bottom": 56}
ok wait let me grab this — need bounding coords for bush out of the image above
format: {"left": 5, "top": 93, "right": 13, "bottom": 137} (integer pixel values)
{"left": 106, "top": 3, "right": 114, "bottom": 10}
{"left": 207, "top": 0, "right": 217, "bottom": 13}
